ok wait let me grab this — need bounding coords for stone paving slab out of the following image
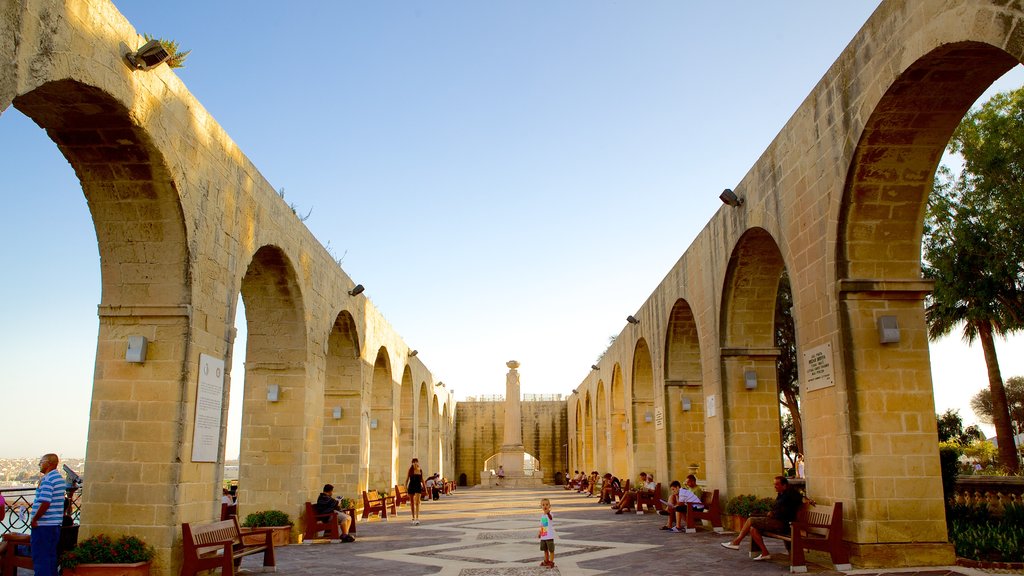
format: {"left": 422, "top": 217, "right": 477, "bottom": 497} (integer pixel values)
{"left": 236, "top": 486, "right": 991, "bottom": 576}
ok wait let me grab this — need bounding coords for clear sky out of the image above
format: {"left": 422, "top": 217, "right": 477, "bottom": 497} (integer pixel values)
{"left": 1, "top": 1, "right": 1022, "bottom": 459}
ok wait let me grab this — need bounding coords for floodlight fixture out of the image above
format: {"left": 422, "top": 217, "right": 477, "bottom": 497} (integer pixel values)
{"left": 719, "top": 188, "right": 744, "bottom": 207}
{"left": 126, "top": 39, "right": 171, "bottom": 71}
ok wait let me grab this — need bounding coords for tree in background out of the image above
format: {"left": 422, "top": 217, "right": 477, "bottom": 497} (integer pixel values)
{"left": 936, "top": 408, "right": 985, "bottom": 445}
{"left": 970, "top": 376, "right": 1024, "bottom": 439}
{"left": 926, "top": 87, "right": 1024, "bottom": 472}
{"left": 775, "top": 271, "right": 802, "bottom": 459}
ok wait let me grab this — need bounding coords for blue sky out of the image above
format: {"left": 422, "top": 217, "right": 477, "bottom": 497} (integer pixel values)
{"left": 2, "top": 1, "right": 1022, "bottom": 459}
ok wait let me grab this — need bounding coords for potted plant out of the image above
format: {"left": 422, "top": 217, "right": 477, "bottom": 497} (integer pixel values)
{"left": 61, "top": 534, "right": 155, "bottom": 576}
{"left": 724, "top": 495, "right": 774, "bottom": 532}
{"left": 241, "top": 510, "right": 292, "bottom": 547}
{"left": 338, "top": 497, "right": 354, "bottom": 511}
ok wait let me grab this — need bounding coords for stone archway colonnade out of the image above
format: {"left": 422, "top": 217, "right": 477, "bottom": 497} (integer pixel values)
{"left": 567, "top": 0, "right": 1023, "bottom": 569}
{"left": 1, "top": 2, "right": 454, "bottom": 575}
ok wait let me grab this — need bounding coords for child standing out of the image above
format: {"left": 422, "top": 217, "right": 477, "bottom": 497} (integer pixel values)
{"left": 538, "top": 498, "right": 556, "bottom": 568}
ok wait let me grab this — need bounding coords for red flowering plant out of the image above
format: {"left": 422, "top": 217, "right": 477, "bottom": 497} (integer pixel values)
{"left": 61, "top": 534, "right": 155, "bottom": 569}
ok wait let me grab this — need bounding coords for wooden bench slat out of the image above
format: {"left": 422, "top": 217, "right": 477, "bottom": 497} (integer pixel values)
{"left": 756, "top": 501, "right": 850, "bottom": 573}
{"left": 181, "top": 516, "right": 276, "bottom": 576}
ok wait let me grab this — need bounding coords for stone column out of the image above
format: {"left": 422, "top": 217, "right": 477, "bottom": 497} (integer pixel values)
{"left": 503, "top": 360, "right": 523, "bottom": 448}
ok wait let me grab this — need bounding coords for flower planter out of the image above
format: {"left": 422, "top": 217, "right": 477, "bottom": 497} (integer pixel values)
{"left": 241, "top": 525, "right": 291, "bottom": 547}
{"left": 64, "top": 561, "right": 151, "bottom": 576}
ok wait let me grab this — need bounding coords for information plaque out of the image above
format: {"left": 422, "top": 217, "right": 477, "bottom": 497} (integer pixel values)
{"left": 191, "top": 354, "right": 225, "bottom": 462}
{"left": 803, "top": 342, "right": 835, "bottom": 392}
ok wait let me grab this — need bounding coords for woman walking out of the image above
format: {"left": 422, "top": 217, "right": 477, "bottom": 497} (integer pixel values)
{"left": 406, "top": 458, "right": 424, "bottom": 525}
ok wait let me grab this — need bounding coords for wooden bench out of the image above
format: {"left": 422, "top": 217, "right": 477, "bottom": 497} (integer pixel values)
{"left": 394, "top": 484, "right": 411, "bottom": 507}
{"left": 303, "top": 502, "right": 340, "bottom": 540}
{"left": 361, "top": 490, "right": 396, "bottom": 520}
{"left": 685, "top": 488, "right": 723, "bottom": 533}
{"left": 181, "top": 517, "right": 275, "bottom": 576}
{"left": 221, "top": 502, "right": 237, "bottom": 521}
{"left": 635, "top": 482, "right": 661, "bottom": 513}
{"left": 755, "top": 501, "right": 850, "bottom": 573}
{"left": 1, "top": 524, "right": 79, "bottom": 575}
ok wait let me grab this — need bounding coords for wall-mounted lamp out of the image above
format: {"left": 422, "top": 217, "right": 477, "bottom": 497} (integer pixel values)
{"left": 348, "top": 284, "right": 365, "bottom": 296}
{"left": 434, "top": 381, "right": 445, "bottom": 388}
{"left": 409, "top": 349, "right": 418, "bottom": 357}
{"left": 591, "top": 365, "right": 599, "bottom": 371}
{"left": 877, "top": 315, "right": 900, "bottom": 344}
{"left": 369, "top": 418, "right": 378, "bottom": 429}
{"left": 267, "top": 383, "right": 280, "bottom": 402}
{"left": 621, "top": 422, "right": 628, "bottom": 431}
{"left": 719, "top": 188, "right": 744, "bottom": 207}
{"left": 332, "top": 406, "right": 343, "bottom": 419}
{"left": 744, "top": 369, "right": 758, "bottom": 390}
{"left": 681, "top": 397, "right": 692, "bottom": 412}
{"left": 126, "top": 335, "right": 148, "bottom": 363}
{"left": 644, "top": 410, "right": 653, "bottom": 423}
{"left": 626, "top": 315, "right": 640, "bottom": 325}
{"left": 126, "top": 39, "right": 171, "bottom": 71}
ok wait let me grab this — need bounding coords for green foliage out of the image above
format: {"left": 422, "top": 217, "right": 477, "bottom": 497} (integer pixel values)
{"left": 338, "top": 497, "right": 353, "bottom": 510}
{"left": 242, "top": 509, "right": 292, "bottom": 528}
{"left": 141, "top": 34, "right": 190, "bottom": 68}
{"left": 61, "top": 534, "right": 155, "bottom": 569}
{"left": 938, "top": 444, "right": 962, "bottom": 503}
{"left": 775, "top": 271, "right": 802, "bottom": 463}
{"left": 927, "top": 86, "right": 1024, "bottom": 472}
{"left": 724, "top": 494, "right": 774, "bottom": 517}
{"left": 947, "top": 502, "right": 1024, "bottom": 562}
{"left": 936, "top": 409, "right": 985, "bottom": 444}
{"left": 962, "top": 439, "right": 999, "bottom": 471}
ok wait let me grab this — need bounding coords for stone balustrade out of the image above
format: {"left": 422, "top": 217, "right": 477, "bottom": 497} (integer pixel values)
{"left": 951, "top": 476, "right": 1024, "bottom": 514}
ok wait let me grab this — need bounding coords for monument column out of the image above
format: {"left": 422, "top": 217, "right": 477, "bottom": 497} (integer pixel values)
{"left": 481, "top": 360, "right": 542, "bottom": 487}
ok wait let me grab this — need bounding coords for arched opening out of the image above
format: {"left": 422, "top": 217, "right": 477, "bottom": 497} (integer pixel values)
{"left": 595, "top": 381, "right": 608, "bottom": 473}
{"left": 398, "top": 366, "right": 415, "bottom": 483}
{"left": 720, "top": 227, "right": 785, "bottom": 496}
{"left": 416, "top": 382, "right": 429, "bottom": 464}
{"left": 429, "top": 395, "right": 440, "bottom": 474}
{"left": 583, "top": 391, "right": 593, "bottom": 471}
{"left": 574, "top": 400, "right": 584, "bottom": 473}
{"left": 631, "top": 338, "right": 656, "bottom": 476}
{"left": 322, "top": 310, "right": 361, "bottom": 493}
{"left": 238, "top": 245, "right": 309, "bottom": 511}
{"left": 664, "top": 299, "right": 705, "bottom": 481}
{"left": 368, "top": 347, "right": 395, "bottom": 490}
{"left": 610, "top": 364, "right": 628, "bottom": 476}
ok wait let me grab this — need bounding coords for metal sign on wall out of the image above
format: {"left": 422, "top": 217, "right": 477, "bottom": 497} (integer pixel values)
{"left": 192, "top": 354, "right": 225, "bottom": 462}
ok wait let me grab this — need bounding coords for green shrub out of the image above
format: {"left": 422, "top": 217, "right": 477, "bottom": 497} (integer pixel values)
{"left": 61, "top": 534, "right": 155, "bottom": 569}
{"left": 242, "top": 509, "right": 292, "bottom": 528}
{"left": 938, "top": 444, "right": 961, "bottom": 503}
{"left": 724, "top": 494, "right": 774, "bottom": 517}
{"left": 948, "top": 501, "right": 1024, "bottom": 562}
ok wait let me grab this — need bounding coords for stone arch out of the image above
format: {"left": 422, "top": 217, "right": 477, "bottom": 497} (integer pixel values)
{"left": 430, "top": 394, "right": 440, "bottom": 473}
{"left": 720, "top": 227, "right": 785, "bottom": 495}
{"left": 239, "top": 245, "right": 309, "bottom": 511}
{"left": 416, "top": 382, "right": 429, "bottom": 464}
{"left": 595, "top": 380, "right": 608, "bottom": 473}
{"left": 573, "top": 399, "right": 584, "bottom": 473}
{"left": 398, "top": 366, "right": 415, "bottom": 481}
{"left": 368, "top": 347, "right": 395, "bottom": 489}
{"left": 583, "top": 391, "right": 593, "bottom": 471}
{"left": 10, "top": 79, "right": 190, "bottom": 542}
{"left": 631, "top": 338, "right": 656, "bottom": 476}
{"left": 610, "top": 364, "right": 628, "bottom": 476}
{"left": 323, "top": 310, "right": 361, "bottom": 493}
{"left": 663, "top": 298, "right": 705, "bottom": 481}
{"left": 835, "top": 41, "right": 1020, "bottom": 548}
{"left": 442, "top": 401, "right": 452, "bottom": 476}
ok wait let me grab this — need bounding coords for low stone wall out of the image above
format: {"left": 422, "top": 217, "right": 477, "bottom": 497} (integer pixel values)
{"left": 951, "top": 476, "right": 1024, "bottom": 514}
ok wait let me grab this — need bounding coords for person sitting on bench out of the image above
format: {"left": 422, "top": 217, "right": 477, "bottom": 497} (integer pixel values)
{"left": 314, "top": 484, "right": 355, "bottom": 542}
{"left": 720, "top": 475, "right": 802, "bottom": 561}
{"left": 613, "top": 472, "right": 655, "bottom": 514}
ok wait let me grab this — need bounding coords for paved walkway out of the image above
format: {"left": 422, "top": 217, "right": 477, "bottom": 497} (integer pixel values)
{"left": 240, "top": 486, "right": 992, "bottom": 576}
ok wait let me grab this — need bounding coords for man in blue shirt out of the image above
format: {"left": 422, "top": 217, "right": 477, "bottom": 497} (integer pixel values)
{"left": 30, "top": 453, "right": 66, "bottom": 576}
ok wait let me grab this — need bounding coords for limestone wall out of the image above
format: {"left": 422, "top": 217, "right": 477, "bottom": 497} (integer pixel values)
{"left": 455, "top": 400, "right": 568, "bottom": 485}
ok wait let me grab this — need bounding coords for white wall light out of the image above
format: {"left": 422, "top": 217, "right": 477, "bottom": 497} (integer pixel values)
{"left": 126, "top": 335, "right": 148, "bottom": 363}
{"left": 370, "top": 418, "right": 379, "bottom": 429}
{"left": 644, "top": 410, "right": 653, "bottom": 423}
{"left": 267, "top": 383, "right": 280, "bottom": 402}
{"left": 744, "top": 369, "right": 758, "bottom": 390}
{"left": 332, "top": 406, "right": 342, "bottom": 419}
{"left": 681, "top": 397, "right": 692, "bottom": 412}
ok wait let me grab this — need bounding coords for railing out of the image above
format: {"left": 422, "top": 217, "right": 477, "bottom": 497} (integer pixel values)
{"left": 462, "top": 394, "right": 564, "bottom": 402}
{"left": 1, "top": 485, "right": 82, "bottom": 536}
{"left": 951, "top": 476, "right": 1024, "bottom": 514}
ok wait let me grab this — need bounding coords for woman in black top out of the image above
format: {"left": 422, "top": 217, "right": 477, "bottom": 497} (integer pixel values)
{"left": 406, "top": 458, "right": 424, "bottom": 525}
